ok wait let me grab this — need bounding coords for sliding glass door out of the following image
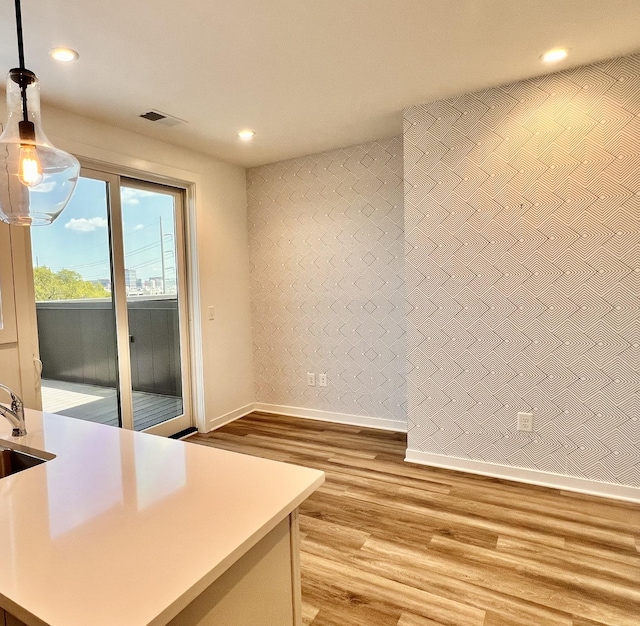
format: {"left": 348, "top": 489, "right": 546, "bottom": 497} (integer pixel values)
{"left": 31, "top": 168, "right": 192, "bottom": 436}
{"left": 120, "top": 180, "right": 189, "bottom": 432}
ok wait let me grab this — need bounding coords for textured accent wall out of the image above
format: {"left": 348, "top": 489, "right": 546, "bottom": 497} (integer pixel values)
{"left": 247, "top": 138, "right": 406, "bottom": 423}
{"left": 404, "top": 54, "right": 640, "bottom": 487}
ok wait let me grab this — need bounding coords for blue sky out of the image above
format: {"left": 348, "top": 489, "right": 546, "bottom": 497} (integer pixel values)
{"left": 31, "top": 178, "right": 177, "bottom": 284}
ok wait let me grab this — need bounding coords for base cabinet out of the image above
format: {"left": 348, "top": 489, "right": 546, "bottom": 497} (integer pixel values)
{"left": 1, "top": 512, "right": 301, "bottom": 626}
{"left": 167, "top": 513, "right": 301, "bottom": 625}
{"left": 1, "top": 610, "right": 27, "bottom": 626}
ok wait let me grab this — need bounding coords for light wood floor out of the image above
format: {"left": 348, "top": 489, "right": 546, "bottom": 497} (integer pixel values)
{"left": 41, "top": 379, "right": 183, "bottom": 430}
{"left": 188, "top": 412, "right": 640, "bottom": 626}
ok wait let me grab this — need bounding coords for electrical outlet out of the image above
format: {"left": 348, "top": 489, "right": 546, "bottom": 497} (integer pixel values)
{"left": 517, "top": 412, "right": 533, "bottom": 432}
{"left": 318, "top": 373, "right": 327, "bottom": 387}
{"left": 307, "top": 372, "right": 316, "bottom": 386}
{"left": 208, "top": 306, "right": 215, "bottom": 321}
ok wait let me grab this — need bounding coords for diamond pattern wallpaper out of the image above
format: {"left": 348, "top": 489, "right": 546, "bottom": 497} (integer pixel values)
{"left": 404, "top": 54, "right": 640, "bottom": 487}
{"left": 247, "top": 138, "right": 406, "bottom": 424}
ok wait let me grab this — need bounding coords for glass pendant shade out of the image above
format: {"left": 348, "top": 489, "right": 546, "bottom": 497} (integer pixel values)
{"left": 0, "top": 68, "right": 80, "bottom": 226}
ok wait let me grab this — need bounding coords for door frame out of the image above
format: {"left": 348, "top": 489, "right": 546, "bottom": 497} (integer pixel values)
{"left": 119, "top": 176, "right": 194, "bottom": 437}
{"left": 22, "top": 160, "right": 201, "bottom": 435}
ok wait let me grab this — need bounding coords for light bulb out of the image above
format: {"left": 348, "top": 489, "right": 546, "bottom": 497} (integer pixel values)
{"left": 238, "top": 129, "right": 255, "bottom": 141}
{"left": 49, "top": 47, "right": 79, "bottom": 63}
{"left": 541, "top": 48, "right": 568, "bottom": 64}
{"left": 18, "top": 144, "right": 43, "bottom": 186}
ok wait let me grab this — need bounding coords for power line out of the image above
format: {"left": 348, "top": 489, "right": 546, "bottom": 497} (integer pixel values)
{"left": 37, "top": 240, "right": 176, "bottom": 272}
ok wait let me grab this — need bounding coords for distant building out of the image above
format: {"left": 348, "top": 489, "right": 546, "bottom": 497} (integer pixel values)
{"left": 96, "top": 278, "right": 111, "bottom": 291}
{"left": 149, "top": 276, "right": 164, "bottom": 292}
{"left": 124, "top": 269, "right": 137, "bottom": 290}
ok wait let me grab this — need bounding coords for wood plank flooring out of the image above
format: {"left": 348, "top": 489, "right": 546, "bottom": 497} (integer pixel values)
{"left": 188, "top": 412, "right": 640, "bottom": 626}
{"left": 41, "top": 379, "right": 183, "bottom": 430}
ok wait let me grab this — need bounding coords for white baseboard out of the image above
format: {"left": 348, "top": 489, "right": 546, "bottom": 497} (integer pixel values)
{"left": 405, "top": 449, "right": 640, "bottom": 504}
{"left": 206, "top": 403, "right": 256, "bottom": 432}
{"left": 203, "top": 406, "right": 636, "bottom": 503}
{"left": 255, "top": 403, "right": 407, "bottom": 433}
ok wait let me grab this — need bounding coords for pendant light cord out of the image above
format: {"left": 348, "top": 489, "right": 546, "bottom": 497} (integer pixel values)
{"left": 14, "top": 0, "right": 25, "bottom": 69}
{"left": 13, "top": 0, "right": 29, "bottom": 124}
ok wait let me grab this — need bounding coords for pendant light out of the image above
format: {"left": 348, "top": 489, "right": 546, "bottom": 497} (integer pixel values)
{"left": 0, "top": 0, "right": 80, "bottom": 226}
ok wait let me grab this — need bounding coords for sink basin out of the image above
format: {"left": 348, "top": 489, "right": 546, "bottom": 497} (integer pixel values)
{"left": 0, "top": 447, "right": 48, "bottom": 478}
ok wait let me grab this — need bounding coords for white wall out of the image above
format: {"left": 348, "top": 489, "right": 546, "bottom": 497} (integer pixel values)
{"left": 0, "top": 224, "right": 42, "bottom": 410}
{"left": 0, "top": 100, "right": 255, "bottom": 431}
{"left": 0, "top": 224, "right": 22, "bottom": 397}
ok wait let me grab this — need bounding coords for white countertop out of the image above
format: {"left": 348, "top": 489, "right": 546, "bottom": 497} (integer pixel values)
{"left": 0, "top": 410, "right": 324, "bottom": 625}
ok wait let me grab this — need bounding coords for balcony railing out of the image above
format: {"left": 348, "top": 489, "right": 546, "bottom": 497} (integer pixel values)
{"left": 36, "top": 296, "right": 182, "bottom": 398}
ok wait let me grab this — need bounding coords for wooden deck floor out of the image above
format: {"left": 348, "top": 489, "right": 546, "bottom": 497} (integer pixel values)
{"left": 41, "top": 379, "right": 183, "bottom": 431}
{"left": 188, "top": 412, "right": 640, "bottom": 626}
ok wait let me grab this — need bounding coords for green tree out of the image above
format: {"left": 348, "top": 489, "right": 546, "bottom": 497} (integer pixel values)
{"left": 34, "top": 267, "right": 109, "bottom": 301}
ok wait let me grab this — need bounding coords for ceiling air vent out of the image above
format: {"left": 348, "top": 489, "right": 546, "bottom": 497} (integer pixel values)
{"left": 139, "top": 110, "right": 186, "bottom": 127}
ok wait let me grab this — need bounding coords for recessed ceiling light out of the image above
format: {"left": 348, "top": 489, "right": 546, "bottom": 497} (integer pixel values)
{"left": 238, "top": 129, "right": 255, "bottom": 141}
{"left": 49, "top": 47, "right": 79, "bottom": 63}
{"left": 541, "top": 48, "right": 568, "bottom": 64}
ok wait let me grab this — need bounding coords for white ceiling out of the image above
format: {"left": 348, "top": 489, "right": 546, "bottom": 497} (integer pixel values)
{"left": 1, "top": 0, "right": 639, "bottom": 168}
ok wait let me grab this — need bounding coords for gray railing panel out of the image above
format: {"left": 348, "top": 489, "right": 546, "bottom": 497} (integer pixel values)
{"left": 36, "top": 297, "right": 181, "bottom": 397}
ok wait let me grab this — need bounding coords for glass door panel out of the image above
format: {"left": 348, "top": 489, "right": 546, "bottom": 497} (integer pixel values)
{"left": 31, "top": 176, "right": 121, "bottom": 427}
{"left": 120, "top": 182, "right": 186, "bottom": 431}
{"left": 31, "top": 169, "right": 192, "bottom": 436}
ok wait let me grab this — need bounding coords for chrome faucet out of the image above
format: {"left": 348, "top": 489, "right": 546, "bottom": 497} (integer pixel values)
{"left": 0, "top": 384, "right": 26, "bottom": 437}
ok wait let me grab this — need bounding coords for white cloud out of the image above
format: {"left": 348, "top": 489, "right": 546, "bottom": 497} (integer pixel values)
{"left": 133, "top": 224, "right": 145, "bottom": 231}
{"left": 121, "top": 187, "right": 155, "bottom": 206}
{"left": 64, "top": 217, "right": 108, "bottom": 232}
